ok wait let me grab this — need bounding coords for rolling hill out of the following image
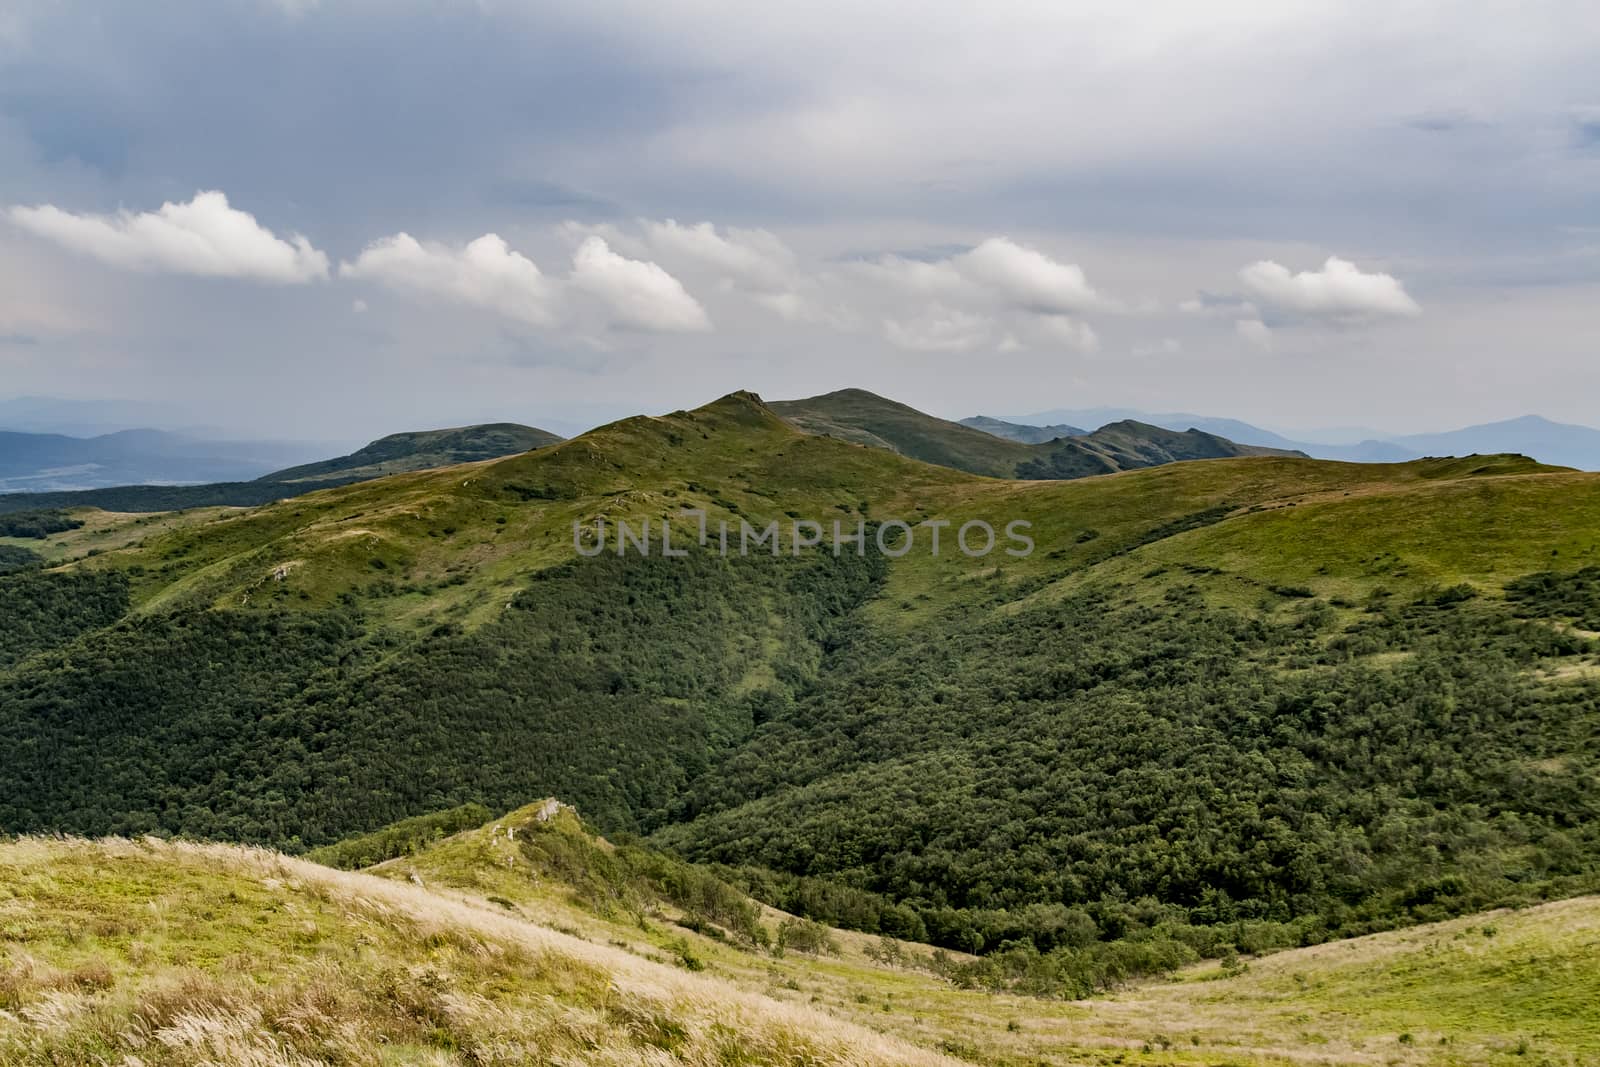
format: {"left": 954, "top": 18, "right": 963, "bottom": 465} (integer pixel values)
{"left": 0, "top": 420, "right": 564, "bottom": 514}
{"left": 262, "top": 422, "right": 564, "bottom": 485}
{"left": 988, "top": 407, "right": 1600, "bottom": 468}
{"left": 2, "top": 802, "right": 1596, "bottom": 1065}
{"left": 2, "top": 388, "right": 1599, "bottom": 1046}
{"left": 771, "top": 388, "right": 1300, "bottom": 478}
{"left": 769, "top": 388, "right": 1044, "bottom": 476}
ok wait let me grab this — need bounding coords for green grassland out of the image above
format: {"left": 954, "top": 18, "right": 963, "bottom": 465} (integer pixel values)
{"left": 2, "top": 805, "right": 1595, "bottom": 1065}
{"left": 44, "top": 394, "right": 1585, "bottom": 627}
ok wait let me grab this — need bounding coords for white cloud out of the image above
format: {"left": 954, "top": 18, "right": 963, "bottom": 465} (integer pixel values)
{"left": 1236, "top": 318, "right": 1273, "bottom": 348}
{"left": 1239, "top": 256, "right": 1421, "bottom": 320}
{"left": 340, "top": 232, "right": 558, "bottom": 326}
{"left": 1034, "top": 313, "right": 1100, "bottom": 353}
{"left": 957, "top": 237, "right": 1104, "bottom": 314}
{"left": 883, "top": 305, "right": 991, "bottom": 351}
{"left": 7, "top": 190, "right": 328, "bottom": 283}
{"left": 570, "top": 236, "right": 711, "bottom": 332}
{"left": 638, "top": 218, "right": 844, "bottom": 324}
{"left": 857, "top": 236, "right": 1110, "bottom": 350}
{"left": 859, "top": 237, "right": 1103, "bottom": 315}
{"left": 641, "top": 219, "right": 795, "bottom": 289}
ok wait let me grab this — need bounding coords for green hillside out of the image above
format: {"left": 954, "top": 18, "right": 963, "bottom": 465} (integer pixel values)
{"left": 770, "top": 388, "right": 1043, "bottom": 476}
{"left": 771, "top": 388, "right": 1302, "bottom": 479}
{"left": 2, "top": 806, "right": 1596, "bottom": 1065}
{"left": 1, "top": 389, "right": 1598, "bottom": 1005}
{"left": 262, "top": 421, "right": 564, "bottom": 484}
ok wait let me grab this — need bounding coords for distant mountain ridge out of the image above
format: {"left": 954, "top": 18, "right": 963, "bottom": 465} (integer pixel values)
{"left": 0, "top": 421, "right": 564, "bottom": 513}
{"left": 959, "top": 415, "right": 1087, "bottom": 443}
{"left": 263, "top": 423, "right": 564, "bottom": 485}
{"left": 0, "top": 429, "right": 321, "bottom": 493}
{"left": 984, "top": 408, "right": 1600, "bottom": 469}
{"left": 772, "top": 388, "right": 1299, "bottom": 479}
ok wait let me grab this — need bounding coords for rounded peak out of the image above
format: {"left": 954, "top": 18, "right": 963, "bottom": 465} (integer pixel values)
{"left": 689, "top": 390, "right": 784, "bottom": 426}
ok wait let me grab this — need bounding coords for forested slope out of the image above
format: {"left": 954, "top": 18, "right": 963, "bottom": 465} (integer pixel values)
{"left": 0, "top": 390, "right": 1597, "bottom": 973}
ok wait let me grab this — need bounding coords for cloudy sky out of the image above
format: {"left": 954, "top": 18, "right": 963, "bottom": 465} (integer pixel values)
{"left": 1, "top": 0, "right": 1597, "bottom": 441}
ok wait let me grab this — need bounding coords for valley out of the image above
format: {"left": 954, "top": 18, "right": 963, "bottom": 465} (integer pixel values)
{"left": 2, "top": 389, "right": 1598, "bottom": 1062}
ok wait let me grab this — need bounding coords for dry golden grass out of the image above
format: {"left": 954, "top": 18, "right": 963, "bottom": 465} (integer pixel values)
{"left": 4, "top": 829, "right": 1598, "bottom": 1066}
{"left": 0, "top": 836, "right": 963, "bottom": 1066}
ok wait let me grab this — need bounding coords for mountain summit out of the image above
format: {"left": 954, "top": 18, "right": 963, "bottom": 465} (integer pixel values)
{"left": 773, "top": 388, "right": 1299, "bottom": 479}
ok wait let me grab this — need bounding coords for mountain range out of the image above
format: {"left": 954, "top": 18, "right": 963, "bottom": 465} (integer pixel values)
{"left": 975, "top": 409, "right": 1600, "bottom": 469}
{"left": 771, "top": 388, "right": 1298, "bottom": 479}
{"left": 0, "top": 391, "right": 1281, "bottom": 513}
{"left": 0, "top": 429, "right": 326, "bottom": 493}
{"left": 0, "top": 422, "right": 565, "bottom": 514}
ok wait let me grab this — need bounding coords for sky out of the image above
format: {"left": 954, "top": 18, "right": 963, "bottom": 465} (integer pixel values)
{"left": 0, "top": 0, "right": 1597, "bottom": 442}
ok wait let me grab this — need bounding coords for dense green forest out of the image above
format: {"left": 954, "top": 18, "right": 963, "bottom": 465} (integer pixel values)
{"left": 0, "top": 548, "right": 881, "bottom": 845}
{"left": 0, "top": 508, "right": 84, "bottom": 538}
{"left": 2, "top": 543, "right": 1597, "bottom": 973}
{"left": 664, "top": 576, "right": 1600, "bottom": 956}
{"left": 0, "top": 545, "right": 43, "bottom": 575}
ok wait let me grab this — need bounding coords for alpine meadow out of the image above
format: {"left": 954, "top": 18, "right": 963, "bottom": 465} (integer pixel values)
{"left": 4, "top": 2, "right": 1600, "bottom": 1064}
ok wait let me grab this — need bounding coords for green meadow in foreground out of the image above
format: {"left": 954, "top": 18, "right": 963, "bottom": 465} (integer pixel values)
{"left": 1, "top": 804, "right": 1596, "bottom": 1066}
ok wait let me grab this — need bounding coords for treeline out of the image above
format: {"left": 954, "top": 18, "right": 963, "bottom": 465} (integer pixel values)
{"left": 0, "top": 509, "right": 84, "bottom": 538}
{"left": 0, "top": 478, "right": 361, "bottom": 516}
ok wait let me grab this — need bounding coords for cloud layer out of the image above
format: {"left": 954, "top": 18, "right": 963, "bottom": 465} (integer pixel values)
{"left": 8, "top": 191, "right": 328, "bottom": 283}
{"left": 340, "top": 233, "right": 557, "bottom": 326}
{"left": 571, "top": 236, "right": 711, "bottom": 332}
{"left": 1240, "top": 257, "right": 1421, "bottom": 320}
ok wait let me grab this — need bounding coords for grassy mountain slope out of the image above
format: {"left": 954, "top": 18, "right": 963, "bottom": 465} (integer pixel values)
{"left": 0, "top": 832, "right": 953, "bottom": 1067}
{"left": 262, "top": 422, "right": 563, "bottom": 484}
{"left": 3, "top": 807, "right": 1596, "bottom": 1066}
{"left": 2, "top": 390, "right": 1599, "bottom": 984}
{"left": 770, "top": 388, "right": 1042, "bottom": 476}
{"left": 771, "top": 388, "right": 1302, "bottom": 479}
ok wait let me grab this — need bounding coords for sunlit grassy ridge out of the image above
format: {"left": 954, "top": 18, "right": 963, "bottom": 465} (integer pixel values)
{"left": 3, "top": 807, "right": 1596, "bottom": 1066}
{"left": 57, "top": 392, "right": 1588, "bottom": 628}
{"left": 0, "top": 833, "right": 958, "bottom": 1066}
